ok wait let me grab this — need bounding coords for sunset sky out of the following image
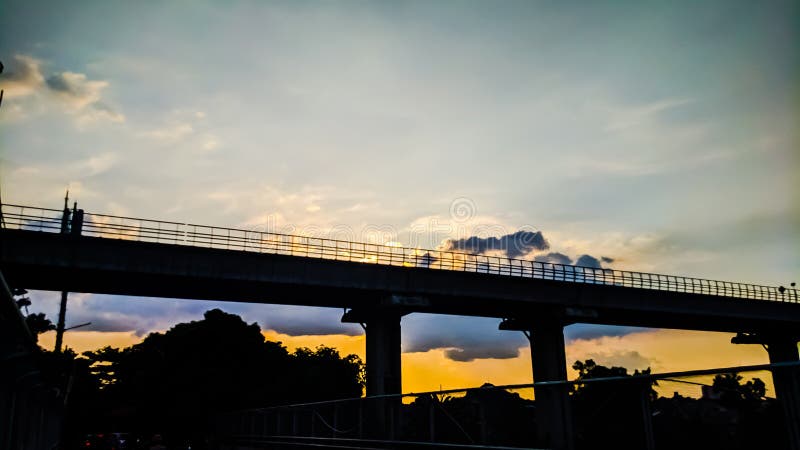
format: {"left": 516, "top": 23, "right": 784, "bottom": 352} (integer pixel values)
{"left": 1, "top": 1, "right": 798, "bottom": 397}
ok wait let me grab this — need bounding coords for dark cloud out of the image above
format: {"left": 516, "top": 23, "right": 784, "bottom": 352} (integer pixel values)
{"left": 4, "top": 55, "right": 42, "bottom": 84}
{"left": 45, "top": 72, "right": 107, "bottom": 108}
{"left": 534, "top": 252, "right": 573, "bottom": 265}
{"left": 22, "top": 294, "right": 648, "bottom": 362}
{"left": 25, "top": 292, "right": 361, "bottom": 340}
{"left": 259, "top": 305, "right": 362, "bottom": 336}
{"left": 582, "top": 350, "right": 654, "bottom": 372}
{"left": 44, "top": 71, "right": 123, "bottom": 122}
{"left": 0, "top": 55, "right": 123, "bottom": 122}
{"left": 1, "top": 55, "right": 44, "bottom": 97}
{"left": 601, "top": 256, "right": 615, "bottom": 263}
{"left": 565, "top": 324, "right": 651, "bottom": 342}
{"left": 402, "top": 314, "right": 528, "bottom": 362}
{"left": 574, "top": 254, "right": 602, "bottom": 268}
{"left": 444, "top": 345, "right": 520, "bottom": 362}
{"left": 45, "top": 73, "right": 77, "bottom": 94}
{"left": 404, "top": 317, "right": 651, "bottom": 362}
{"left": 442, "top": 230, "right": 549, "bottom": 258}
{"left": 72, "top": 315, "right": 139, "bottom": 333}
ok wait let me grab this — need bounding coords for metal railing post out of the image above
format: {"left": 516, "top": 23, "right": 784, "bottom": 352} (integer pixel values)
{"left": 428, "top": 395, "right": 436, "bottom": 442}
{"left": 357, "top": 400, "right": 363, "bottom": 439}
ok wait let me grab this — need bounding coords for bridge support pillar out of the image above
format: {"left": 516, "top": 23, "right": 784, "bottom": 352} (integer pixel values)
{"left": 501, "top": 318, "right": 574, "bottom": 450}
{"left": 343, "top": 308, "right": 403, "bottom": 438}
{"left": 733, "top": 332, "right": 799, "bottom": 450}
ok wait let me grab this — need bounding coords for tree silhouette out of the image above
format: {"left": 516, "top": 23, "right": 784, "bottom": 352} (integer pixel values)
{"left": 72, "top": 309, "right": 364, "bottom": 448}
{"left": 711, "top": 372, "right": 766, "bottom": 403}
{"left": 291, "top": 345, "right": 364, "bottom": 401}
{"left": 60, "top": 338, "right": 789, "bottom": 450}
{"left": 12, "top": 287, "right": 56, "bottom": 343}
{"left": 570, "top": 359, "right": 656, "bottom": 450}
{"left": 25, "top": 312, "right": 56, "bottom": 342}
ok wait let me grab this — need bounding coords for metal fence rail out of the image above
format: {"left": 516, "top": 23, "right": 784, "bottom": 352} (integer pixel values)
{"left": 220, "top": 362, "right": 800, "bottom": 450}
{"left": 1, "top": 204, "right": 797, "bottom": 303}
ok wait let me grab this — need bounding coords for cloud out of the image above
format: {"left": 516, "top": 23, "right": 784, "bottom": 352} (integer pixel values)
{"left": 1, "top": 55, "right": 124, "bottom": 124}
{"left": 201, "top": 135, "right": 220, "bottom": 151}
{"left": 258, "top": 305, "right": 362, "bottom": 336}
{"left": 534, "top": 252, "right": 573, "bottom": 265}
{"left": 46, "top": 72, "right": 125, "bottom": 124}
{"left": 403, "top": 318, "right": 652, "bottom": 363}
{"left": 565, "top": 324, "right": 651, "bottom": 342}
{"left": 80, "top": 152, "right": 118, "bottom": 176}
{"left": 580, "top": 350, "right": 655, "bottom": 372}
{"left": 81, "top": 102, "right": 125, "bottom": 124}
{"left": 143, "top": 123, "right": 194, "bottom": 141}
{"left": 25, "top": 291, "right": 362, "bottom": 338}
{"left": 46, "top": 72, "right": 107, "bottom": 109}
{"left": 1, "top": 55, "right": 44, "bottom": 98}
{"left": 140, "top": 111, "right": 224, "bottom": 154}
{"left": 45, "top": 72, "right": 125, "bottom": 124}
{"left": 574, "top": 254, "right": 602, "bottom": 268}
{"left": 444, "top": 345, "right": 520, "bottom": 362}
{"left": 24, "top": 292, "right": 651, "bottom": 363}
{"left": 403, "top": 315, "right": 528, "bottom": 362}
{"left": 441, "top": 230, "right": 549, "bottom": 258}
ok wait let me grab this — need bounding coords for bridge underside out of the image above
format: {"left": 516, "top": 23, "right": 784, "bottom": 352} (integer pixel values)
{"left": 1, "top": 229, "right": 798, "bottom": 335}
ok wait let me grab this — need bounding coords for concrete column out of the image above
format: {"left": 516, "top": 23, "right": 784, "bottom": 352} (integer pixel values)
{"left": 501, "top": 318, "right": 574, "bottom": 450}
{"left": 364, "top": 313, "right": 402, "bottom": 397}
{"left": 343, "top": 308, "right": 403, "bottom": 438}
{"left": 767, "top": 340, "right": 799, "bottom": 450}
{"left": 530, "top": 322, "right": 574, "bottom": 450}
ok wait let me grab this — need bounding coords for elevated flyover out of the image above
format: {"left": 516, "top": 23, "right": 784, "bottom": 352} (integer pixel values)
{"left": 0, "top": 204, "right": 796, "bottom": 333}
{"left": 1, "top": 204, "right": 798, "bottom": 450}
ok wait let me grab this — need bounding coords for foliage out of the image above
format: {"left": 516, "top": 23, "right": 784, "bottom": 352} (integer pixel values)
{"left": 572, "top": 358, "right": 657, "bottom": 400}
{"left": 12, "top": 286, "right": 55, "bottom": 343}
{"left": 291, "top": 345, "right": 365, "bottom": 401}
{"left": 711, "top": 372, "right": 766, "bottom": 403}
{"left": 71, "top": 309, "right": 365, "bottom": 446}
{"left": 570, "top": 359, "right": 657, "bottom": 450}
{"left": 25, "top": 312, "right": 56, "bottom": 341}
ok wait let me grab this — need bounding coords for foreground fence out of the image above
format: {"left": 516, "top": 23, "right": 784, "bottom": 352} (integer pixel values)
{"left": 219, "top": 363, "right": 800, "bottom": 450}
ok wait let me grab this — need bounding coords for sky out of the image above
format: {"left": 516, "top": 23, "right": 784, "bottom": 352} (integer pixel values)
{"left": 1, "top": 1, "right": 798, "bottom": 397}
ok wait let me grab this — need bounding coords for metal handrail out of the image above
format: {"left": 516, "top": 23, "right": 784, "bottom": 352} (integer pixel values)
{"left": 232, "top": 360, "right": 800, "bottom": 412}
{"left": 0, "top": 203, "right": 796, "bottom": 303}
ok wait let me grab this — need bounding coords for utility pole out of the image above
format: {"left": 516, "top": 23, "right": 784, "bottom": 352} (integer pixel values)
{"left": 54, "top": 191, "right": 71, "bottom": 353}
{"left": 0, "top": 60, "right": 5, "bottom": 228}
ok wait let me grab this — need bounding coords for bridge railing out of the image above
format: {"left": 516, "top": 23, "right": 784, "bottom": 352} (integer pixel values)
{"left": 1, "top": 204, "right": 797, "bottom": 303}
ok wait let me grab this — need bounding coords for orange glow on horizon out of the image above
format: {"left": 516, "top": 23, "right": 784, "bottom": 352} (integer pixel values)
{"left": 37, "top": 330, "right": 143, "bottom": 354}
{"left": 261, "top": 329, "right": 366, "bottom": 360}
